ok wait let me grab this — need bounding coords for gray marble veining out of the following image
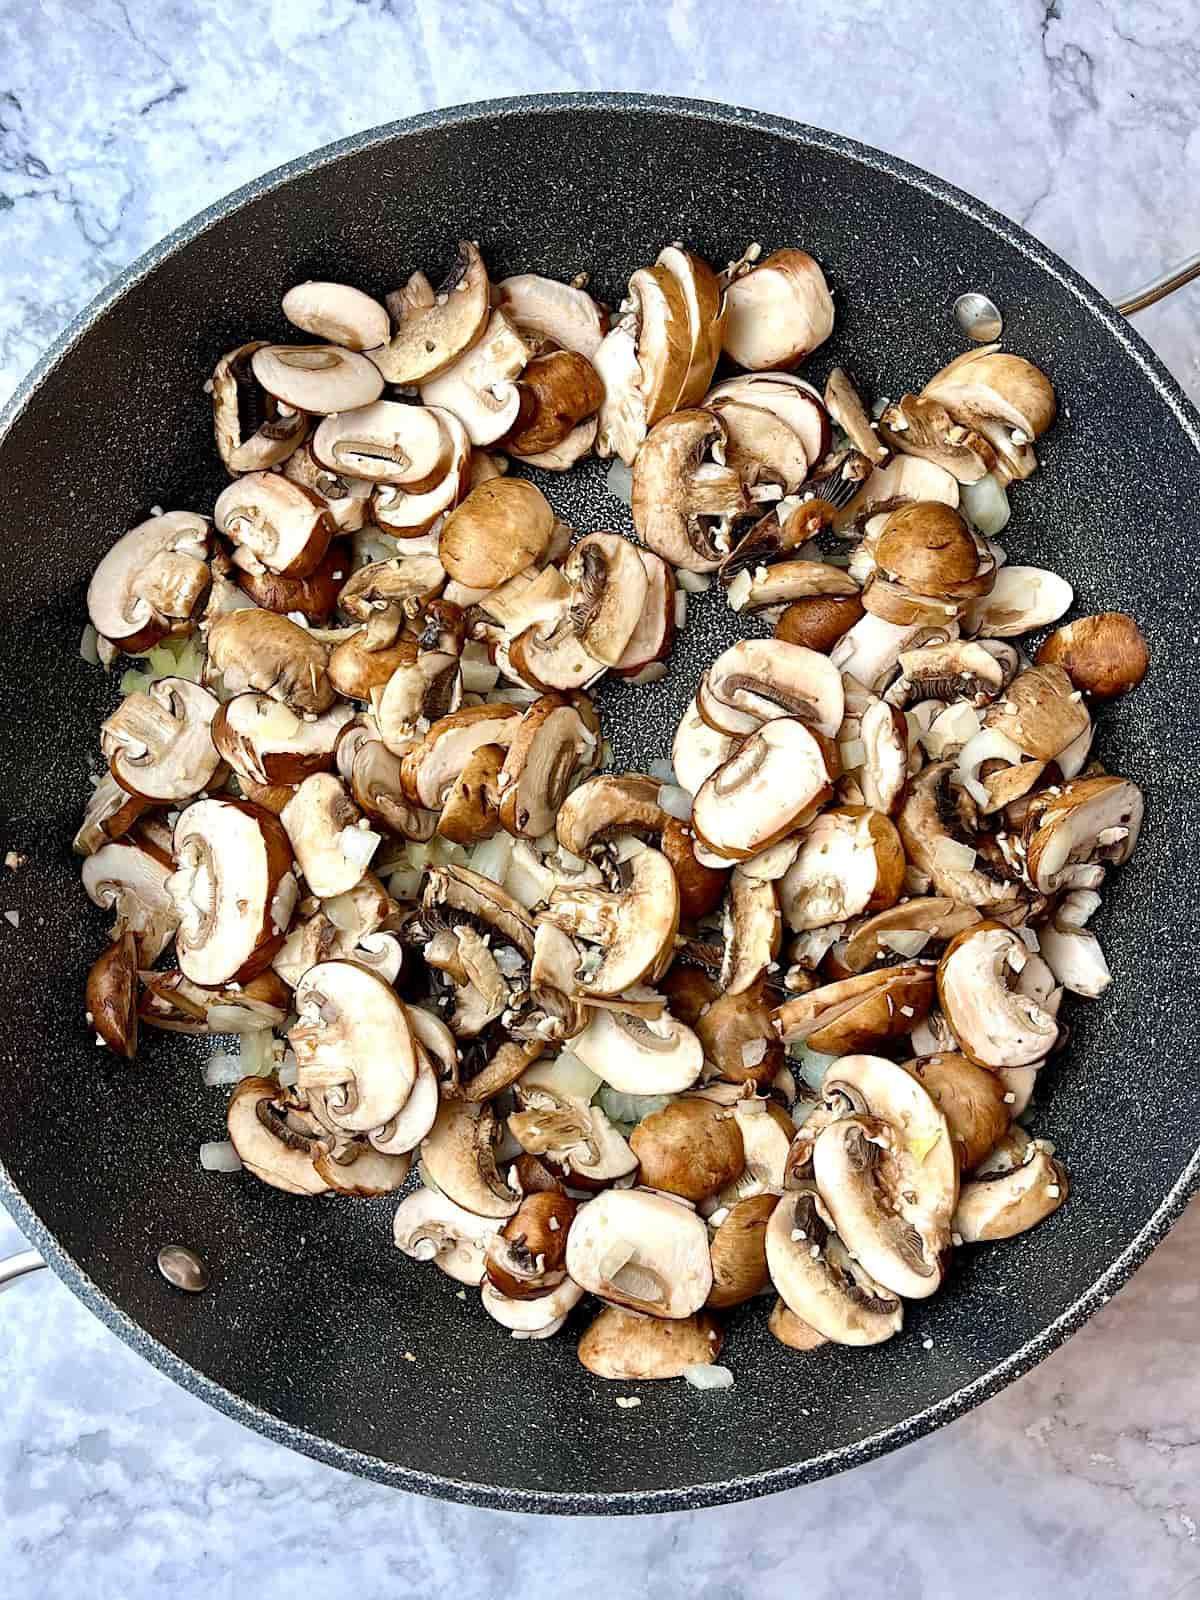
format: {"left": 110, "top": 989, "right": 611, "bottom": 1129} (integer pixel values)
{"left": 1, "top": 0, "right": 1198, "bottom": 1594}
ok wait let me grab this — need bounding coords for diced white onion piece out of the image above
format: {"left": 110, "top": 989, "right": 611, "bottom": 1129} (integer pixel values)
{"left": 648, "top": 758, "right": 677, "bottom": 785}
{"left": 684, "top": 1364, "right": 734, "bottom": 1390}
{"left": 277, "top": 1051, "right": 299, "bottom": 1088}
{"left": 786, "top": 1044, "right": 837, "bottom": 1094}
{"left": 922, "top": 701, "right": 981, "bottom": 758}
{"left": 612, "top": 834, "right": 648, "bottom": 862}
{"left": 491, "top": 684, "right": 541, "bottom": 706}
{"left": 386, "top": 864, "right": 423, "bottom": 901}
{"left": 339, "top": 825, "right": 380, "bottom": 870}
{"left": 255, "top": 704, "right": 302, "bottom": 746}
{"left": 674, "top": 592, "right": 688, "bottom": 630}
{"left": 726, "top": 570, "right": 753, "bottom": 612}
{"left": 199, "top": 1140, "right": 243, "bottom": 1172}
{"left": 205, "top": 1002, "right": 273, "bottom": 1033}
{"left": 241, "top": 1029, "right": 277, "bottom": 1075}
{"left": 202, "top": 1053, "right": 247, "bottom": 1087}
{"left": 406, "top": 841, "right": 436, "bottom": 870}
{"left": 120, "top": 668, "right": 151, "bottom": 697}
{"left": 960, "top": 473, "right": 1011, "bottom": 536}
{"left": 529, "top": 1050, "right": 602, "bottom": 1104}
{"left": 955, "top": 728, "right": 1026, "bottom": 806}
{"left": 657, "top": 784, "right": 693, "bottom": 821}
{"left": 839, "top": 738, "right": 866, "bottom": 769}
{"left": 933, "top": 837, "right": 977, "bottom": 872}
{"left": 676, "top": 570, "right": 711, "bottom": 594}
{"left": 605, "top": 459, "right": 634, "bottom": 505}
{"left": 79, "top": 623, "right": 101, "bottom": 666}
{"left": 741, "top": 1038, "right": 768, "bottom": 1068}
{"left": 468, "top": 831, "right": 514, "bottom": 886}
{"left": 494, "top": 945, "right": 526, "bottom": 979}
{"left": 878, "top": 930, "right": 932, "bottom": 958}
{"left": 596, "top": 1086, "right": 676, "bottom": 1126}
{"left": 460, "top": 653, "right": 501, "bottom": 693}
{"left": 418, "top": 1160, "right": 442, "bottom": 1193}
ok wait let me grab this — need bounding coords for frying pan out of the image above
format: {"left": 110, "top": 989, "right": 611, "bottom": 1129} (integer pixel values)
{"left": 1, "top": 93, "right": 1199, "bottom": 1515}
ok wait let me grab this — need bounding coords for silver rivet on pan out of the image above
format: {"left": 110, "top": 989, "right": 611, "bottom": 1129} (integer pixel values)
{"left": 953, "top": 291, "right": 1004, "bottom": 342}
{"left": 157, "top": 1244, "right": 210, "bottom": 1293}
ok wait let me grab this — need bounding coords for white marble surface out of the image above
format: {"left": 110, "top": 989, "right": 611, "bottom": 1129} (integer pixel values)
{"left": 1, "top": 0, "right": 1198, "bottom": 1593}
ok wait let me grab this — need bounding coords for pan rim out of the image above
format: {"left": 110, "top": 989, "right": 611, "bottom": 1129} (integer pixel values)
{"left": 2, "top": 89, "right": 1198, "bottom": 1516}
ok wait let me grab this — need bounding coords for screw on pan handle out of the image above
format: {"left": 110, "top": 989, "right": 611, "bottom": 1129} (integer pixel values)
{"left": 1115, "top": 251, "right": 1200, "bottom": 315}
{"left": 0, "top": 1248, "right": 47, "bottom": 1296}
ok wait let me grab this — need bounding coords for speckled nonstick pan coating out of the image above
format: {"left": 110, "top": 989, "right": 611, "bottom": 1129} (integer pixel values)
{"left": 1, "top": 94, "right": 1198, "bottom": 1514}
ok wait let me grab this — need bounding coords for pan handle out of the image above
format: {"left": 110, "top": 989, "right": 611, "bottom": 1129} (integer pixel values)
{"left": 0, "top": 1249, "right": 47, "bottom": 1295}
{"left": 1115, "top": 251, "right": 1200, "bottom": 315}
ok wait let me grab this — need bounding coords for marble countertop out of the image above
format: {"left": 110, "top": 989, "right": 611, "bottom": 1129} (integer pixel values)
{"left": 2, "top": 1, "right": 1198, "bottom": 1594}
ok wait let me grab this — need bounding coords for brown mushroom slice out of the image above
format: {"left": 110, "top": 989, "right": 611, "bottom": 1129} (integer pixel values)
{"left": 434, "top": 741, "right": 505, "bottom": 846}
{"left": 508, "top": 1059, "right": 636, "bottom": 1184}
{"left": 1036, "top": 612, "right": 1149, "bottom": 700}
{"left": 921, "top": 348, "right": 1056, "bottom": 478}
{"left": 775, "top": 966, "right": 934, "bottom": 1055}
{"left": 498, "top": 695, "right": 598, "bottom": 839}
{"left": 327, "top": 630, "right": 416, "bottom": 701}
{"left": 101, "top": 678, "right": 223, "bottom": 803}
{"left": 418, "top": 1096, "right": 521, "bottom": 1218}
{"left": 515, "top": 414, "right": 599, "bottom": 472}
{"left": 937, "top": 922, "right": 1059, "bottom": 1069}
{"left": 705, "top": 372, "right": 832, "bottom": 467}
{"left": 438, "top": 476, "right": 556, "bottom": 590}
{"left": 211, "top": 341, "right": 309, "bottom": 475}
{"left": 215, "top": 472, "right": 332, "bottom": 579}
{"left": 884, "top": 641, "right": 1007, "bottom": 712}
{"left": 695, "top": 981, "right": 785, "bottom": 1087}
{"left": 1023, "top": 775, "right": 1143, "bottom": 894}
{"left": 280, "top": 280, "right": 389, "bottom": 350}
{"left": 373, "top": 242, "right": 491, "bottom": 385}
{"left": 566, "top": 1188, "right": 713, "bottom": 1318}
{"left": 706, "top": 1193, "right": 778, "bottom": 1308}
{"left": 692, "top": 719, "right": 833, "bottom": 862}
{"left": 765, "top": 1185, "right": 902, "bottom": 1346}
{"left": 838, "top": 897, "right": 981, "bottom": 974}
{"left": 282, "top": 442, "right": 373, "bottom": 534}
{"left": 393, "top": 1187, "right": 500, "bottom": 1285}
{"left": 832, "top": 612, "right": 959, "bottom": 696}
{"left": 578, "top": 1305, "right": 723, "bottom": 1379}
{"left": 572, "top": 1003, "right": 704, "bottom": 1096}
{"left": 902, "top": 1052, "right": 1011, "bottom": 1174}
{"left": 483, "top": 1190, "right": 577, "bottom": 1300}
{"left": 955, "top": 1135, "right": 1068, "bottom": 1241}
{"left": 705, "top": 1096, "right": 793, "bottom": 1208}
{"left": 496, "top": 272, "right": 608, "bottom": 359}
{"left": 873, "top": 502, "right": 987, "bottom": 601}
{"left": 706, "top": 398, "right": 811, "bottom": 494}
{"left": 337, "top": 554, "right": 445, "bottom": 649}
{"left": 170, "top": 799, "right": 296, "bottom": 985}
{"left": 622, "top": 260, "right": 693, "bottom": 425}
{"left": 876, "top": 393, "right": 995, "bottom": 483}
{"left": 897, "top": 762, "right": 1024, "bottom": 915}
{"left": 779, "top": 807, "right": 905, "bottom": 932}
{"left": 961, "top": 566, "right": 1073, "bottom": 638}
{"left": 824, "top": 367, "right": 890, "bottom": 465}
{"left": 212, "top": 694, "right": 353, "bottom": 787}
{"left": 833, "top": 455, "right": 960, "bottom": 537}
{"left": 768, "top": 1300, "right": 830, "bottom": 1352}
{"left": 542, "top": 847, "right": 679, "bottom": 998}
{"left": 374, "top": 652, "right": 462, "bottom": 753}
{"left": 609, "top": 551, "right": 676, "bottom": 677}
{"left": 703, "top": 639, "right": 845, "bottom": 739}
{"left": 420, "top": 309, "right": 532, "bottom": 445}
{"left": 631, "top": 409, "right": 749, "bottom": 573}
{"left": 721, "top": 870, "right": 781, "bottom": 995}
{"left": 628, "top": 1098, "right": 744, "bottom": 1204}
{"left": 981, "top": 664, "right": 1090, "bottom": 764}
{"left": 563, "top": 533, "right": 649, "bottom": 667}
{"left": 372, "top": 410, "right": 473, "bottom": 539}
{"left": 139, "top": 968, "right": 291, "bottom": 1034}
{"left": 87, "top": 511, "right": 211, "bottom": 653}
{"left": 349, "top": 740, "right": 439, "bottom": 841}
{"left": 480, "top": 1275, "right": 583, "bottom": 1340}
{"left": 234, "top": 538, "right": 349, "bottom": 622}
{"left": 281, "top": 773, "right": 378, "bottom": 898}
{"left": 311, "top": 400, "right": 449, "bottom": 488}
{"left": 206, "top": 610, "right": 335, "bottom": 715}
{"left": 722, "top": 249, "right": 834, "bottom": 371}
{"left": 226, "top": 1078, "right": 330, "bottom": 1196}
{"left": 74, "top": 773, "right": 149, "bottom": 857}
{"left": 593, "top": 322, "right": 648, "bottom": 465}
{"left": 82, "top": 839, "right": 179, "bottom": 963}
{"left": 671, "top": 700, "right": 736, "bottom": 796}
{"left": 366, "top": 1050, "right": 440, "bottom": 1157}
{"left": 402, "top": 705, "right": 523, "bottom": 811}
{"left": 289, "top": 958, "right": 417, "bottom": 1133}
{"left": 727, "top": 559, "right": 858, "bottom": 615}
{"left": 506, "top": 350, "right": 604, "bottom": 457}
{"left": 251, "top": 343, "right": 383, "bottom": 415}
{"left": 86, "top": 932, "right": 139, "bottom": 1059}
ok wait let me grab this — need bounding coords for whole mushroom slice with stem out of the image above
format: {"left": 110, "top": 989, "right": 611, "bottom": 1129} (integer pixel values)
{"left": 87, "top": 511, "right": 211, "bottom": 654}
{"left": 402, "top": 705, "right": 524, "bottom": 812}
{"left": 883, "top": 640, "right": 1008, "bottom": 711}
{"left": 498, "top": 694, "right": 599, "bottom": 840}
{"left": 921, "top": 347, "right": 1056, "bottom": 485}
{"left": 169, "top": 798, "right": 297, "bottom": 985}
{"left": 707, "top": 1193, "right": 779, "bottom": 1308}
{"left": 226, "top": 1077, "right": 331, "bottom": 1196}
{"left": 86, "top": 931, "right": 139, "bottom": 1059}
{"left": 556, "top": 771, "right": 673, "bottom": 856}
{"left": 566, "top": 1187, "right": 714, "bottom": 1319}
{"left": 722, "top": 870, "right": 782, "bottom": 995}
{"left": 850, "top": 698, "right": 909, "bottom": 816}
{"left": 937, "top": 922, "right": 1059, "bottom": 1069}
{"left": 1036, "top": 612, "right": 1150, "bottom": 700}
{"left": 483, "top": 1189, "right": 577, "bottom": 1300}
{"left": 1022, "top": 775, "right": 1143, "bottom": 895}
{"left": 705, "top": 373, "right": 832, "bottom": 467}
{"left": 420, "top": 309, "right": 532, "bottom": 446}
{"left": 705, "top": 397, "right": 812, "bottom": 496}
{"left": 101, "top": 678, "right": 223, "bottom": 804}
{"left": 701, "top": 639, "right": 845, "bottom": 740}
{"left": 213, "top": 694, "right": 355, "bottom": 788}
{"left": 82, "top": 839, "right": 180, "bottom": 963}
{"left": 205, "top": 609, "right": 335, "bottom": 715}
{"left": 960, "top": 565, "right": 1073, "bottom": 638}
{"left": 563, "top": 533, "right": 649, "bottom": 667}
{"left": 876, "top": 393, "right": 996, "bottom": 483}
{"left": 351, "top": 739, "right": 439, "bottom": 841}
{"left": 215, "top": 473, "right": 332, "bottom": 579}
{"left": 281, "top": 773, "right": 379, "bottom": 899}
{"left": 372, "top": 409, "right": 473, "bottom": 539}
{"left": 631, "top": 410, "right": 750, "bottom": 573}
{"left": 572, "top": 1002, "right": 704, "bottom": 1096}
{"left": 505, "top": 351, "right": 604, "bottom": 458}
{"left": 542, "top": 847, "right": 679, "bottom": 998}
{"left": 773, "top": 965, "right": 934, "bottom": 1056}
{"left": 721, "top": 248, "right": 834, "bottom": 371}
{"left": 481, "top": 1275, "right": 584, "bottom": 1341}
{"left": 392, "top": 1187, "right": 502, "bottom": 1286}
{"left": 954, "top": 1129, "right": 1068, "bottom": 1241}
{"left": 373, "top": 241, "right": 491, "bottom": 385}
{"left": 779, "top": 806, "right": 906, "bottom": 932}
{"left": 496, "top": 272, "right": 608, "bottom": 359}
{"left": 281, "top": 280, "right": 390, "bottom": 351}
{"left": 898, "top": 761, "right": 1026, "bottom": 915}
{"left": 629, "top": 1097, "right": 745, "bottom": 1204}
{"left": 337, "top": 553, "right": 446, "bottom": 651}
{"left": 211, "top": 341, "right": 309, "bottom": 475}
{"left": 578, "top": 1305, "right": 724, "bottom": 1380}
{"left": 765, "top": 1183, "right": 903, "bottom": 1346}
{"left": 438, "top": 476, "right": 557, "bottom": 592}
{"left": 610, "top": 550, "right": 677, "bottom": 678}
{"left": 692, "top": 719, "right": 834, "bottom": 862}
{"left": 311, "top": 401, "right": 451, "bottom": 488}
{"left": 290, "top": 958, "right": 417, "bottom": 1134}
{"left": 251, "top": 343, "right": 384, "bottom": 416}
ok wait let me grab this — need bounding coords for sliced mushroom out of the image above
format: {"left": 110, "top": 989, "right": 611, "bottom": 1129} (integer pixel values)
{"left": 337, "top": 553, "right": 445, "bottom": 650}
{"left": 87, "top": 511, "right": 211, "bottom": 653}
{"left": 692, "top": 719, "right": 834, "bottom": 861}
{"left": 281, "top": 773, "right": 378, "bottom": 898}
{"left": 498, "top": 695, "right": 599, "bottom": 839}
{"left": 631, "top": 409, "right": 749, "bottom": 573}
{"left": 373, "top": 242, "right": 491, "bottom": 385}
{"left": 722, "top": 870, "right": 782, "bottom": 994}
{"left": 876, "top": 393, "right": 995, "bottom": 483}
{"left": 375, "top": 651, "right": 462, "bottom": 752}
{"left": 980, "top": 663, "right": 1090, "bottom": 765}
{"left": 543, "top": 847, "right": 679, "bottom": 997}
{"left": 328, "top": 630, "right": 416, "bottom": 701}
{"left": 280, "top": 280, "right": 389, "bottom": 350}
{"left": 420, "top": 309, "right": 531, "bottom": 445}
{"left": 824, "top": 367, "right": 889, "bottom": 465}
{"left": 101, "top": 678, "right": 222, "bottom": 803}
{"left": 702, "top": 639, "right": 845, "bottom": 739}
{"left": 1036, "top": 612, "right": 1149, "bottom": 700}
{"left": 226, "top": 1077, "right": 330, "bottom": 1195}
{"left": 955, "top": 1131, "right": 1068, "bottom": 1242}
{"left": 481, "top": 1275, "right": 583, "bottom": 1339}
{"left": 215, "top": 472, "right": 332, "bottom": 579}
{"left": 212, "top": 694, "right": 353, "bottom": 787}
{"left": 74, "top": 773, "right": 149, "bottom": 857}
{"left": 572, "top": 1003, "right": 704, "bottom": 1096}
{"left": 937, "top": 922, "right": 1059, "bottom": 1069}
{"left": 170, "top": 798, "right": 296, "bottom": 984}
{"left": 438, "top": 476, "right": 556, "bottom": 590}
{"left": 706, "top": 1193, "right": 778, "bottom": 1308}
{"left": 833, "top": 455, "right": 960, "bottom": 537}
{"left": 706, "top": 372, "right": 832, "bottom": 467}
{"left": 505, "top": 350, "right": 604, "bottom": 457}
{"left": 82, "top": 838, "right": 179, "bottom": 962}
{"left": 211, "top": 341, "right": 309, "bottom": 475}
{"left": 402, "top": 705, "right": 523, "bottom": 811}
{"left": 564, "top": 533, "right": 649, "bottom": 667}
{"left": 252, "top": 343, "right": 383, "bottom": 415}
{"left": 722, "top": 249, "right": 833, "bottom": 371}
{"left": 86, "top": 931, "right": 138, "bottom": 1059}
{"left": 565, "top": 1187, "right": 713, "bottom": 1318}
{"left": 593, "top": 321, "right": 648, "bottom": 464}
{"left": 234, "top": 538, "right": 348, "bottom": 622}
{"left": 139, "top": 967, "right": 291, "bottom": 1034}
{"left": 773, "top": 965, "right": 934, "bottom": 1055}
{"left": 1022, "top": 775, "right": 1143, "bottom": 895}
{"left": 765, "top": 1184, "right": 902, "bottom": 1346}
{"left": 578, "top": 1305, "right": 723, "bottom": 1378}
{"left": 282, "top": 443, "right": 373, "bottom": 533}
{"left": 556, "top": 773, "right": 669, "bottom": 857}
{"left": 884, "top": 640, "right": 1007, "bottom": 712}
{"left": 671, "top": 700, "right": 736, "bottom": 796}
{"left": 205, "top": 609, "right": 335, "bottom": 714}
{"left": 349, "top": 739, "right": 439, "bottom": 841}
{"left": 902, "top": 1052, "right": 1010, "bottom": 1173}
{"left": 311, "top": 400, "right": 450, "bottom": 488}
{"left": 483, "top": 1189, "right": 577, "bottom": 1299}
{"left": 496, "top": 272, "right": 608, "bottom": 359}
{"left": 838, "top": 896, "right": 981, "bottom": 974}
{"left": 706, "top": 397, "right": 811, "bottom": 494}
{"left": 779, "top": 806, "right": 905, "bottom": 931}
{"left": 873, "top": 502, "right": 988, "bottom": 601}
{"left": 695, "top": 981, "right": 785, "bottom": 1087}
{"left": 392, "top": 1187, "right": 501, "bottom": 1285}
{"left": 289, "top": 958, "right": 417, "bottom": 1133}
{"left": 962, "top": 566, "right": 1073, "bottom": 638}
{"left": 922, "top": 347, "right": 1056, "bottom": 484}
{"left": 372, "top": 409, "right": 473, "bottom": 538}
{"left": 423, "top": 864, "right": 536, "bottom": 964}
{"left": 1037, "top": 891, "right": 1112, "bottom": 997}
{"left": 897, "top": 762, "right": 1025, "bottom": 914}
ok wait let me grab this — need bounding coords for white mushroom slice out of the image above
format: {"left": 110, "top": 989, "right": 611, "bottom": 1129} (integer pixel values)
{"left": 311, "top": 1141, "right": 412, "bottom": 1198}
{"left": 961, "top": 566, "right": 1073, "bottom": 637}
{"left": 706, "top": 372, "right": 831, "bottom": 468}
{"left": 692, "top": 719, "right": 833, "bottom": 861}
{"left": 226, "top": 1078, "right": 330, "bottom": 1196}
{"left": 374, "top": 652, "right": 462, "bottom": 753}
{"left": 876, "top": 391, "right": 995, "bottom": 482}
{"left": 420, "top": 1097, "right": 521, "bottom": 1218}
{"left": 709, "top": 1098, "right": 793, "bottom": 1210}
{"left": 543, "top": 847, "right": 679, "bottom": 997}
{"left": 631, "top": 409, "right": 748, "bottom": 572}
{"left": 612, "top": 551, "right": 676, "bottom": 677}
{"left": 350, "top": 740, "right": 438, "bottom": 842}
{"left": 281, "top": 773, "right": 378, "bottom": 898}
{"left": 702, "top": 639, "right": 845, "bottom": 739}
{"left": 765, "top": 1184, "right": 902, "bottom": 1346}
{"left": 82, "top": 839, "right": 179, "bottom": 963}
{"left": 369, "top": 1050, "right": 441, "bottom": 1155}
{"left": 884, "top": 641, "right": 1007, "bottom": 712}
{"left": 563, "top": 533, "right": 649, "bottom": 667}
{"left": 856, "top": 699, "right": 909, "bottom": 815}
{"left": 403, "top": 705, "right": 523, "bottom": 811}
{"left": 498, "top": 695, "right": 597, "bottom": 839}
{"left": 1037, "top": 918, "right": 1111, "bottom": 998}
{"left": 507, "top": 615, "right": 607, "bottom": 694}
{"left": 518, "top": 414, "right": 600, "bottom": 472}
{"left": 251, "top": 343, "right": 383, "bottom": 415}
{"left": 496, "top": 272, "right": 607, "bottom": 359}
{"left": 706, "top": 398, "right": 811, "bottom": 493}
{"left": 832, "top": 613, "right": 959, "bottom": 695}
{"left": 566, "top": 1188, "right": 713, "bottom": 1318}
{"left": 393, "top": 1188, "right": 501, "bottom": 1286}
{"left": 372, "top": 409, "right": 472, "bottom": 538}
{"left": 954, "top": 1136, "right": 1068, "bottom": 1242}
{"left": 779, "top": 807, "right": 905, "bottom": 931}
{"left": 205, "top": 609, "right": 335, "bottom": 715}
{"left": 373, "top": 242, "right": 491, "bottom": 385}
{"left": 721, "top": 249, "right": 834, "bottom": 371}
{"left": 211, "top": 342, "right": 309, "bottom": 475}
{"left": 722, "top": 870, "right": 782, "bottom": 994}
{"left": 420, "top": 309, "right": 532, "bottom": 446}
{"left": 481, "top": 1276, "right": 584, "bottom": 1338}
{"left": 593, "top": 321, "right": 648, "bottom": 464}
{"left": 289, "top": 958, "right": 417, "bottom": 1132}
{"left": 937, "top": 923, "right": 1059, "bottom": 1069}
{"left": 169, "top": 798, "right": 296, "bottom": 985}
{"left": 727, "top": 558, "right": 857, "bottom": 614}
{"left": 101, "top": 678, "right": 222, "bottom": 803}
{"left": 508, "top": 1056, "right": 635, "bottom": 1179}
{"left": 281, "top": 281, "right": 390, "bottom": 351}
{"left": 1023, "top": 775, "right": 1143, "bottom": 894}
{"left": 833, "top": 456, "right": 960, "bottom": 536}
{"left": 212, "top": 694, "right": 354, "bottom": 787}
{"left": 87, "top": 511, "right": 211, "bottom": 652}
{"left": 572, "top": 1004, "right": 703, "bottom": 1095}
{"left": 74, "top": 772, "right": 149, "bottom": 857}
{"left": 737, "top": 837, "right": 801, "bottom": 882}
{"left": 671, "top": 699, "right": 736, "bottom": 796}
{"left": 312, "top": 401, "right": 449, "bottom": 487}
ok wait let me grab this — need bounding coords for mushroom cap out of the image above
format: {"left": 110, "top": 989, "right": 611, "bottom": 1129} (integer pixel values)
{"left": 86, "top": 931, "right": 139, "bottom": 1059}
{"left": 556, "top": 772, "right": 668, "bottom": 857}
{"left": 281, "top": 280, "right": 390, "bottom": 351}
{"left": 543, "top": 846, "right": 679, "bottom": 997}
{"left": 392, "top": 1186, "right": 501, "bottom": 1285}
{"left": 578, "top": 1305, "right": 724, "bottom": 1378}
{"left": 721, "top": 249, "right": 834, "bottom": 371}
{"left": 205, "top": 609, "right": 335, "bottom": 715}
{"left": 102, "top": 677, "right": 223, "bottom": 804}
{"left": 328, "top": 630, "right": 417, "bottom": 700}
{"left": 420, "top": 308, "right": 532, "bottom": 446}
{"left": 483, "top": 1189, "right": 577, "bottom": 1300}
{"left": 765, "top": 1184, "right": 903, "bottom": 1346}
{"left": 1036, "top": 612, "right": 1149, "bottom": 700}
{"left": 629, "top": 1097, "right": 745, "bottom": 1203}
{"left": 290, "top": 958, "right": 418, "bottom": 1133}
{"left": 565, "top": 1188, "right": 714, "bottom": 1319}
{"left": 1022, "top": 774, "right": 1143, "bottom": 894}
{"left": 170, "top": 799, "right": 295, "bottom": 986}
{"left": 780, "top": 806, "right": 905, "bottom": 932}
{"left": 498, "top": 694, "right": 599, "bottom": 839}
{"left": 438, "top": 477, "right": 556, "bottom": 590}
{"left": 213, "top": 694, "right": 354, "bottom": 788}
{"left": 954, "top": 1136, "right": 1068, "bottom": 1241}
{"left": 631, "top": 409, "right": 748, "bottom": 573}
{"left": 772, "top": 966, "right": 934, "bottom": 1056}
{"left": 87, "top": 511, "right": 211, "bottom": 652}
{"left": 402, "top": 704, "right": 523, "bottom": 811}
{"left": 692, "top": 719, "right": 834, "bottom": 861}
{"left": 572, "top": 1004, "right": 704, "bottom": 1096}
{"left": 702, "top": 638, "right": 845, "bottom": 740}
{"left": 833, "top": 455, "right": 960, "bottom": 537}
{"left": 707, "top": 1193, "right": 778, "bottom": 1308}
{"left": 506, "top": 350, "right": 604, "bottom": 457}
{"left": 937, "top": 922, "right": 1060, "bottom": 1069}
{"left": 902, "top": 1051, "right": 1011, "bottom": 1173}
{"left": 838, "top": 896, "right": 981, "bottom": 974}
{"left": 875, "top": 503, "right": 983, "bottom": 598}
{"left": 695, "top": 981, "right": 785, "bottom": 1087}
{"left": 373, "top": 242, "right": 491, "bottom": 385}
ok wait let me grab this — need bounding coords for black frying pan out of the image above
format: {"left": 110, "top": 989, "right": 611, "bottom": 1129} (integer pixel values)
{"left": 1, "top": 93, "right": 1198, "bottom": 1515}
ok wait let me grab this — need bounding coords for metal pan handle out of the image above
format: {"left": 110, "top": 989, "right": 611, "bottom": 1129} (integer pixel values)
{"left": 1116, "top": 251, "right": 1200, "bottom": 315}
{"left": 0, "top": 1249, "right": 47, "bottom": 1295}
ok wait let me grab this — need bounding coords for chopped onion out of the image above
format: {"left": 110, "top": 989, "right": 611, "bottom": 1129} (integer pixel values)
{"left": 406, "top": 841, "right": 436, "bottom": 871}
{"left": 625, "top": 661, "right": 669, "bottom": 685}
{"left": 960, "top": 473, "right": 1011, "bottom": 537}
{"left": 839, "top": 738, "right": 865, "bottom": 769}
{"left": 277, "top": 1050, "right": 299, "bottom": 1088}
{"left": 431, "top": 837, "right": 468, "bottom": 868}
{"left": 741, "top": 1038, "right": 768, "bottom": 1068}
{"left": 338, "top": 825, "right": 380, "bottom": 870}
{"left": 199, "top": 1140, "right": 243, "bottom": 1173}
{"left": 933, "top": 837, "right": 977, "bottom": 872}
{"left": 418, "top": 1160, "right": 442, "bottom": 1194}
{"left": 676, "top": 570, "right": 711, "bottom": 594}
{"left": 674, "top": 592, "right": 688, "bottom": 630}
{"left": 205, "top": 1002, "right": 273, "bottom": 1033}
{"left": 596, "top": 1085, "right": 676, "bottom": 1126}
{"left": 726, "top": 570, "right": 753, "bottom": 612}
{"left": 494, "top": 945, "right": 526, "bottom": 979}
{"left": 241, "top": 1028, "right": 278, "bottom": 1075}
{"left": 648, "top": 758, "right": 677, "bottom": 785}
{"left": 532, "top": 1050, "right": 602, "bottom": 1104}
{"left": 787, "top": 1044, "right": 837, "bottom": 1094}
{"left": 468, "top": 831, "right": 514, "bottom": 885}
{"left": 202, "top": 1053, "right": 247, "bottom": 1087}
{"left": 921, "top": 701, "right": 981, "bottom": 758}
{"left": 491, "top": 684, "right": 541, "bottom": 706}
{"left": 657, "top": 784, "right": 693, "bottom": 821}
{"left": 385, "top": 864, "right": 423, "bottom": 901}
{"left": 120, "top": 668, "right": 151, "bottom": 697}
{"left": 878, "top": 930, "right": 932, "bottom": 958}
{"left": 605, "top": 459, "right": 634, "bottom": 504}
{"left": 460, "top": 653, "right": 501, "bottom": 694}
{"left": 79, "top": 623, "right": 101, "bottom": 666}
{"left": 684, "top": 1364, "right": 734, "bottom": 1391}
